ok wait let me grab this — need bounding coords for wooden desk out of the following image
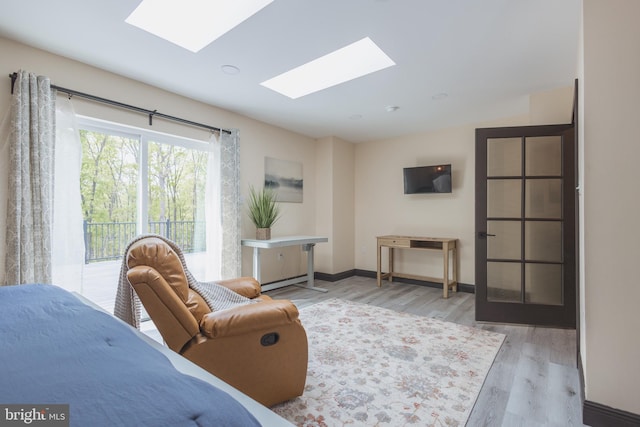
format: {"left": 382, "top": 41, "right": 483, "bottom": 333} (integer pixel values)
{"left": 241, "top": 236, "right": 328, "bottom": 293}
{"left": 376, "top": 235, "right": 458, "bottom": 298}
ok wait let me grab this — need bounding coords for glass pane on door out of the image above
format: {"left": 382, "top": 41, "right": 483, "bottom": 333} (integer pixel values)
{"left": 488, "top": 179, "right": 521, "bottom": 218}
{"left": 525, "top": 221, "right": 562, "bottom": 262}
{"left": 525, "top": 264, "right": 562, "bottom": 305}
{"left": 488, "top": 221, "right": 521, "bottom": 259}
{"left": 80, "top": 130, "right": 139, "bottom": 261}
{"left": 147, "top": 141, "right": 209, "bottom": 259}
{"left": 487, "top": 262, "right": 521, "bottom": 302}
{"left": 488, "top": 137, "right": 522, "bottom": 176}
{"left": 526, "top": 136, "right": 562, "bottom": 176}
{"left": 525, "top": 179, "right": 562, "bottom": 218}
{"left": 79, "top": 129, "right": 140, "bottom": 313}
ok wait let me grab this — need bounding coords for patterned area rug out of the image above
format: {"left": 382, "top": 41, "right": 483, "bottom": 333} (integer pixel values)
{"left": 271, "top": 298, "right": 505, "bottom": 427}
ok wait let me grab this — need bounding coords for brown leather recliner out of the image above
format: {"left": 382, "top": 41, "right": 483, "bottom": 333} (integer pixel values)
{"left": 125, "top": 237, "right": 308, "bottom": 407}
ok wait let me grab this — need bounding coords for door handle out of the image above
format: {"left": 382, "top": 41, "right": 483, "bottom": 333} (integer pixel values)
{"left": 478, "top": 232, "right": 496, "bottom": 238}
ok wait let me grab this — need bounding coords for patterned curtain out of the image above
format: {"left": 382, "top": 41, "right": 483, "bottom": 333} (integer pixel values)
{"left": 219, "top": 129, "right": 241, "bottom": 278}
{"left": 0, "top": 109, "right": 9, "bottom": 285}
{"left": 4, "top": 71, "right": 55, "bottom": 285}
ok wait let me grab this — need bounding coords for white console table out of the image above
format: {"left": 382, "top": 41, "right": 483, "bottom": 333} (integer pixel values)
{"left": 241, "top": 236, "right": 328, "bottom": 292}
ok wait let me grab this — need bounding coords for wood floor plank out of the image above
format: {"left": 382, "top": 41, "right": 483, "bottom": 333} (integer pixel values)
{"left": 546, "top": 362, "right": 583, "bottom": 426}
{"left": 505, "top": 342, "right": 550, "bottom": 424}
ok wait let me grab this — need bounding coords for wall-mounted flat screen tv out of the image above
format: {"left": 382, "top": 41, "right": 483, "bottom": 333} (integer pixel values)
{"left": 403, "top": 164, "right": 452, "bottom": 194}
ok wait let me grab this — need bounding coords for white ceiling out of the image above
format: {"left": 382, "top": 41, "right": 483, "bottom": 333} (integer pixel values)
{"left": 0, "top": 0, "right": 580, "bottom": 142}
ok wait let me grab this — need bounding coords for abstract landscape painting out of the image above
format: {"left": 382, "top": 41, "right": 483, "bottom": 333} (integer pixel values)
{"left": 265, "top": 157, "right": 303, "bottom": 203}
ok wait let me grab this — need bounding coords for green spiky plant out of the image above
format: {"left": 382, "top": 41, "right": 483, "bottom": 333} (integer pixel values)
{"left": 247, "top": 185, "right": 281, "bottom": 229}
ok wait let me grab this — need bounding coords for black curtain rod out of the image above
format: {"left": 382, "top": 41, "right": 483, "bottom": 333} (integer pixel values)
{"left": 9, "top": 72, "right": 230, "bottom": 134}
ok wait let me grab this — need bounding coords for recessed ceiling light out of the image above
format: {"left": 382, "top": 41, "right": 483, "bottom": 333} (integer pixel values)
{"left": 432, "top": 92, "right": 449, "bottom": 100}
{"left": 126, "top": 0, "right": 274, "bottom": 53}
{"left": 385, "top": 105, "right": 400, "bottom": 112}
{"left": 221, "top": 65, "right": 241, "bottom": 75}
{"left": 260, "top": 37, "right": 395, "bottom": 99}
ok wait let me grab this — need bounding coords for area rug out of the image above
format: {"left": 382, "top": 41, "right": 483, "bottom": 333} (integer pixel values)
{"left": 271, "top": 298, "right": 505, "bottom": 427}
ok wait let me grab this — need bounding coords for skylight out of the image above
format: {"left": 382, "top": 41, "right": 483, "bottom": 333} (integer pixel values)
{"left": 260, "top": 37, "right": 396, "bottom": 99}
{"left": 126, "top": 0, "right": 274, "bottom": 53}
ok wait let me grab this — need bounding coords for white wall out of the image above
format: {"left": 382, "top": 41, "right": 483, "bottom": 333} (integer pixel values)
{"left": 529, "top": 86, "right": 574, "bottom": 126}
{"left": 0, "top": 36, "right": 318, "bottom": 285}
{"left": 313, "top": 136, "right": 355, "bottom": 275}
{"left": 353, "top": 88, "right": 572, "bottom": 286}
{"left": 237, "top": 123, "right": 318, "bottom": 283}
{"left": 355, "top": 124, "right": 480, "bottom": 284}
{"left": 314, "top": 137, "right": 334, "bottom": 273}
{"left": 331, "top": 138, "right": 355, "bottom": 274}
{"left": 355, "top": 110, "right": 573, "bottom": 285}
{"left": 582, "top": 0, "right": 640, "bottom": 414}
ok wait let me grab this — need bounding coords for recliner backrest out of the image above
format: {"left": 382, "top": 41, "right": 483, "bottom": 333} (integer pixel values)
{"left": 127, "top": 238, "right": 211, "bottom": 319}
{"left": 126, "top": 237, "right": 210, "bottom": 352}
{"left": 128, "top": 237, "right": 190, "bottom": 299}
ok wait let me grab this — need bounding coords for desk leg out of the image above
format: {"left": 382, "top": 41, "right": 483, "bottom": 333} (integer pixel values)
{"left": 252, "top": 247, "right": 261, "bottom": 284}
{"left": 443, "top": 242, "right": 450, "bottom": 298}
{"left": 377, "top": 243, "right": 382, "bottom": 287}
{"left": 452, "top": 246, "right": 458, "bottom": 294}
{"left": 388, "top": 247, "right": 394, "bottom": 283}
{"left": 297, "top": 243, "right": 327, "bottom": 292}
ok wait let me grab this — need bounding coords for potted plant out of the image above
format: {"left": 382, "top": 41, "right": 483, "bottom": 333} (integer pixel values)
{"left": 247, "top": 185, "right": 281, "bottom": 240}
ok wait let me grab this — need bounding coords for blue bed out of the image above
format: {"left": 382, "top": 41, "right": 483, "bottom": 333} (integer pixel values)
{"left": 0, "top": 284, "right": 265, "bottom": 426}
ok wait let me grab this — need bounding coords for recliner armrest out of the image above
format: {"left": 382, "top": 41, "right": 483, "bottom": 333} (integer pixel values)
{"left": 200, "top": 300, "right": 300, "bottom": 339}
{"left": 212, "top": 277, "right": 261, "bottom": 299}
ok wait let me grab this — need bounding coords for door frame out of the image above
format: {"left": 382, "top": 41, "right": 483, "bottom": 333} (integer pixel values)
{"left": 475, "top": 123, "right": 577, "bottom": 328}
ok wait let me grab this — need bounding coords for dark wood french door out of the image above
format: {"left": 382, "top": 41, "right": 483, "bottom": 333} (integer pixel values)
{"left": 475, "top": 124, "right": 576, "bottom": 327}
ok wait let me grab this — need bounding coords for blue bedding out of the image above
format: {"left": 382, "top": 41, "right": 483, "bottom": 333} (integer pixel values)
{"left": 0, "top": 284, "right": 261, "bottom": 427}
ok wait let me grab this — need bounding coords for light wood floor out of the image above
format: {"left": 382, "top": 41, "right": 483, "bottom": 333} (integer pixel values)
{"left": 264, "top": 276, "right": 585, "bottom": 427}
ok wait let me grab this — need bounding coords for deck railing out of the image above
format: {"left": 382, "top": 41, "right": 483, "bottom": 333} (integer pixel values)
{"left": 83, "top": 220, "right": 205, "bottom": 263}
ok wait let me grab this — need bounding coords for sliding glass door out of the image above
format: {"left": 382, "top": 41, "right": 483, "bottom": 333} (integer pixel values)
{"left": 70, "top": 118, "right": 212, "bottom": 311}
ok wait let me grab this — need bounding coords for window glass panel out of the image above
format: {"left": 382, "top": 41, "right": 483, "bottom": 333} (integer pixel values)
{"left": 487, "top": 137, "right": 521, "bottom": 177}
{"left": 80, "top": 129, "right": 139, "bottom": 312}
{"left": 525, "top": 136, "right": 562, "bottom": 176}
{"left": 147, "top": 141, "right": 208, "bottom": 250}
{"left": 80, "top": 129, "right": 139, "bottom": 263}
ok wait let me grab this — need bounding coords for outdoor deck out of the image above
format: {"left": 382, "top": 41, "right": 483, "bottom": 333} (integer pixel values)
{"left": 82, "top": 252, "right": 209, "bottom": 314}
